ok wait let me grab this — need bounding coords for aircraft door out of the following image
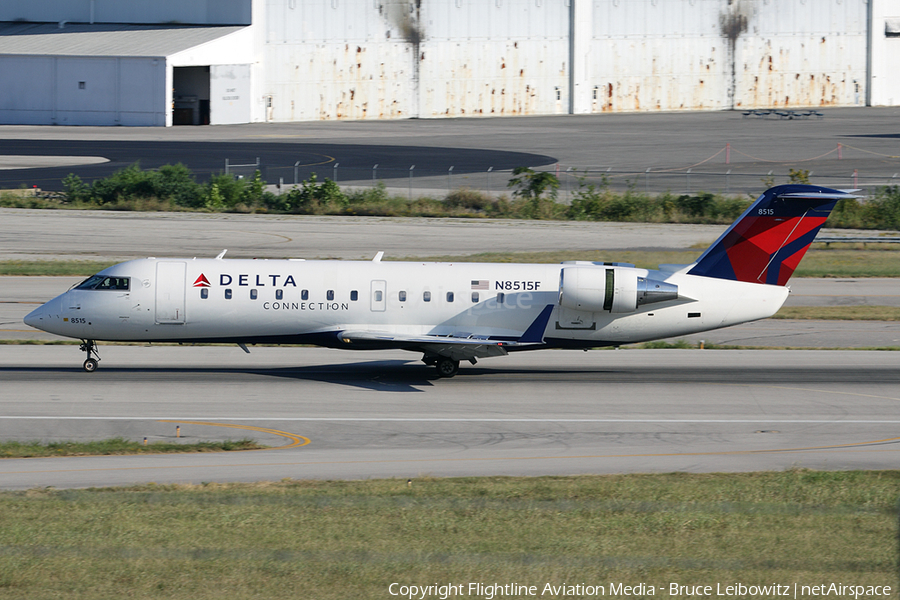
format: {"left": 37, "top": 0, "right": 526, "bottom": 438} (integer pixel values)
{"left": 155, "top": 262, "right": 186, "bottom": 323}
{"left": 370, "top": 280, "right": 386, "bottom": 312}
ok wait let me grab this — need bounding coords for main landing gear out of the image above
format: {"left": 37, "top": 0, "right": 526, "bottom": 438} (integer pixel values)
{"left": 422, "top": 354, "right": 461, "bottom": 378}
{"left": 80, "top": 339, "right": 100, "bottom": 372}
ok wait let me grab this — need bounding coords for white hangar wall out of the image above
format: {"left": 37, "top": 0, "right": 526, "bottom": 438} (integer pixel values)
{"left": 416, "top": 0, "right": 570, "bottom": 118}
{"left": 263, "top": 0, "right": 571, "bottom": 120}
{"left": 261, "top": 0, "right": 891, "bottom": 122}
{"left": 0, "top": 24, "right": 254, "bottom": 127}
{"left": 585, "top": 0, "right": 734, "bottom": 112}
{"left": 583, "top": 0, "right": 869, "bottom": 113}
{"left": 263, "top": 0, "right": 570, "bottom": 120}
{"left": 1, "top": 0, "right": 897, "bottom": 126}
{"left": 0, "top": 55, "right": 166, "bottom": 126}
{"left": 870, "top": 0, "right": 900, "bottom": 105}
{"left": 263, "top": 0, "right": 415, "bottom": 120}
{"left": 733, "top": 0, "right": 868, "bottom": 109}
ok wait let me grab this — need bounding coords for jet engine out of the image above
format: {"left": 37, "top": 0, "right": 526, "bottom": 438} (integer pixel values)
{"left": 558, "top": 266, "right": 679, "bottom": 313}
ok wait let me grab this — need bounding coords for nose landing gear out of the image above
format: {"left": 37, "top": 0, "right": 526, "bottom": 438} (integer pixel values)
{"left": 79, "top": 339, "right": 100, "bottom": 372}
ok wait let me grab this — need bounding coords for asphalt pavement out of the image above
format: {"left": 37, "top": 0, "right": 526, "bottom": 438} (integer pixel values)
{"left": 1, "top": 346, "right": 898, "bottom": 489}
{"left": 1, "top": 107, "right": 899, "bottom": 193}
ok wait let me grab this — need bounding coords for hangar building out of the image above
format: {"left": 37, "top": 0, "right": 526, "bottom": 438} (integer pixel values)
{"left": 0, "top": 0, "right": 897, "bottom": 126}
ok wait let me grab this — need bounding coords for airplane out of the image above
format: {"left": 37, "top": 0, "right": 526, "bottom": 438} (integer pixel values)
{"left": 24, "top": 184, "right": 853, "bottom": 377}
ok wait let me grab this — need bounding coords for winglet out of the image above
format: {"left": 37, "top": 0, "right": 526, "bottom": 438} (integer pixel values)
{"left": 518, "top": 304, "right": 554, "bottom": 344}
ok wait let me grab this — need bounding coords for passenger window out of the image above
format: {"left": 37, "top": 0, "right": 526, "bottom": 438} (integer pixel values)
{"left": 423, "top": 291, "right": 431, "bottom": 302}
{"left": 374, "top": 291, "right": 383, "bottom": 302}
{"left": 350, "top": 290, "right": 358, "bottom": 301}
{"left": 201, "top": 288, "right": 208, "bottom": 299}
{"left": 250, "top": 289, "right": 258, "bottom": 300}
{"left": 225, "top": 289, "right": 232, "bottom": 300}
{"left": 497, "top": 292, "right": 505, "bottom": 304}
{"left": 301, "top": 290, "right": 309, "bottom": 300}
{"left": 471, "top": 292, "right": 479, "bottom": 303}
{"left": 327, "top": 290, "right": 334, "bottom": 301}
{"left": 446, "top": 291, "right": 454, "bottom": 302}
{"left": 399, "top": 291, "right": 407, "bottom": 302}
{"left": 275, "top": 289, "right": 283, "bottom": 300}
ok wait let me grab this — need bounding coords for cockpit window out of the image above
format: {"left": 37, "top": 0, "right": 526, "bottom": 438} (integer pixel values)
{"left": 76, "top": 275, "right": 130, "bottom": 291}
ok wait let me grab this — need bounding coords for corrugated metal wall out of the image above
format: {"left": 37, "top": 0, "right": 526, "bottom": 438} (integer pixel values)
{"left": 264, "top": 0, "right": 415, "bottom": 120}
{"left": 263, "top": 0, "right": 572, "bottom": 121}
{"left": 734, "top": 0, "right": 868, "bottom": 108}
{"left": 418, "top": 0, "right": 569, "bottom": 117}
{"left": 262, "top": 0, "right": 879, "bottom": 122}
{"left": 0, "top": 0, "right": 888, "bottom": 125}
{"left": 0, "top": 56, "right": 165, "bottom": 126}
{"left": 590, "top": 0, "right": 728, "bottom": 112}
{"left": 588, "top": 0, "right": 868, "bottom": 112}
{"left": 871, "top": 0, "right": 900, "bottom": 105}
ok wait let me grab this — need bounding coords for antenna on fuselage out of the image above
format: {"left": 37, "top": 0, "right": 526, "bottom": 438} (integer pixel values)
{"left": 215, "top": 250, "right": 227, "bottom": 260}
{"left": 372, "top": 251, "right": 384, "bottom": 262}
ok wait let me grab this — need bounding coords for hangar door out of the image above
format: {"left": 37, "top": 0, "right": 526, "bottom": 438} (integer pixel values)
{"left": 210, "top": 64, "right": 251, "bottom": 125}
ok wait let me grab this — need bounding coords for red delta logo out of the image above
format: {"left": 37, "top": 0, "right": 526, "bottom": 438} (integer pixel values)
{"left": 192, "top": 274, "right": 211, "bottom": 288}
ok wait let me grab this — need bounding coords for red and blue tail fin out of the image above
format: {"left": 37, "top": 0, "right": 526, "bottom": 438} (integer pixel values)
{"left": 687, "top": 184, "right": 855, "bottom": 286}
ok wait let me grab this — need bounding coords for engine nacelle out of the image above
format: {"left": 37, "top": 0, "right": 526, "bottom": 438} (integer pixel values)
{"left": 558, "top": 266, "right": 679, "bottom": 314}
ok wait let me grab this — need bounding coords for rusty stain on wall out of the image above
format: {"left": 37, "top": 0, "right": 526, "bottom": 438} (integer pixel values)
{"left": 261, "top": 0, "right": 870, "bottom": 123}
{"left": 720, "top": 0, "right": 750, "bottom": 109}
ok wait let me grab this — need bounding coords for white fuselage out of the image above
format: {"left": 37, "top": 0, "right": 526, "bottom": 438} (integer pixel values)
{"left": 26, "top": 257, "right": 789, "bottom": 350}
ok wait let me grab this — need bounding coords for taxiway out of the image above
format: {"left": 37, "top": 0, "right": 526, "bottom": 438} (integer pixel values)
{"left": 0, "top": 346, "right": 898, "bottom": 489}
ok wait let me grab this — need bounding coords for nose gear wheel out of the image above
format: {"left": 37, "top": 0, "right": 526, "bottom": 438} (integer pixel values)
{"left": 79, "top": 340, "right": 100, "bottom": 373}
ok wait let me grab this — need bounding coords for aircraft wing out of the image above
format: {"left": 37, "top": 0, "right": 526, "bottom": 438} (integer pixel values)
{"left": 338, "top": 304, "right": 556, "bottom": 361}
{"left": 338, "top": 330, "right": 517, "bottom": 360}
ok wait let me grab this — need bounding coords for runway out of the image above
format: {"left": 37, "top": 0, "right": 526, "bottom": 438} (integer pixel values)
{"left": 1, "top": 346, "right": 898, "bottom": 489}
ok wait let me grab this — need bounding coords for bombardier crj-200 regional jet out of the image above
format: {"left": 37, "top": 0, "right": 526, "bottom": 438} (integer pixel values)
{"left": 25, "top": 184, "right": 854, "bottom": 377}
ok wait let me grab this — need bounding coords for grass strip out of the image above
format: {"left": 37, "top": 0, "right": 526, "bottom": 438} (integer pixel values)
{"left": 773, "top": 306, "right": 900, "bottom": 320}
{"left": 7, "top": 248, "right": 900, "bottom": 277}
{"left": 404, "top": 248, "right": 900, "bottom": 278}
{"left": 0, "top": 260, "right": 115, "bottom": 276}
{"left": 0, "top": 471, "right": 895, "bottom": 599}
{"left": 0, "top": 437, "right": 263, "bottom": 458}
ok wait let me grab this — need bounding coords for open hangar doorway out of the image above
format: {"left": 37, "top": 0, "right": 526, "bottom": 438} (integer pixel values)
{"left": 172, "top": 66, "right": 210, "bottom": 125}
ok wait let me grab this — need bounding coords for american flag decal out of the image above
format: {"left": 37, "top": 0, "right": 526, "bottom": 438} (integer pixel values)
{"left": 471, "top": 280, "right": 489, "bottom": 290}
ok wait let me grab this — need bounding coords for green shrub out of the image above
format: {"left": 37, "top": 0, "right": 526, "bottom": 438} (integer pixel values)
{"left": 18, "top": 165, "right": 900, "bottom": 230}
{"left": 272, "top": 174, "right": 349, "bottom": 213}
{"left": 155, "top": 163, "right": 204, "bottom": 207}
{"left": 62, "top": 173, "right": 90, "bottom": 203}
{"left": 507, "top": 167, "right": 560, "bottom": 200}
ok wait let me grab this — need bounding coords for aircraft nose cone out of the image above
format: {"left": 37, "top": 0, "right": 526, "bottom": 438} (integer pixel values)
{"left": 24, "top": 296, "right": 59, "bottom": 332}
{"left": 24, "top": 305, "right": 45, "bottom": 329}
